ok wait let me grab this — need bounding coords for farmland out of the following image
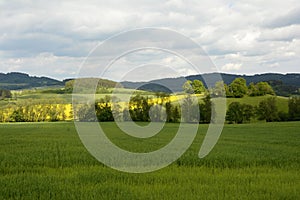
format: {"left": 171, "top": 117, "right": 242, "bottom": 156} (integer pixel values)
{"left": 0, "top": 87, "right": 290, "bottom": 123}
{"left": 0, "top": 122, "right": 299, "bottom": 199}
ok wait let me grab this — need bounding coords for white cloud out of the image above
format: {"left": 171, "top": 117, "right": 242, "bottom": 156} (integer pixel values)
{"left": 259, "top": 25, "right": 300, "bottom": 41}
{"left": 221, "top": 63, "right": 242, "bottom": 71}
{"left": 268, "top": 62, "right": 280, "bottom": 68}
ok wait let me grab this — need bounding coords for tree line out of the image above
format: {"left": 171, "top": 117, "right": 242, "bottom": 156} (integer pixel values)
{"left": 1, "top": 95, "right": 300, "bottom": 124}
{"left": 0, "top": 102, "right": 71, "bottom": 122}
{"left": 75, "top": 94, "right": 213, "bottom": 124}
{"left": 75, "top": 94, "right": 300, "bottom": 124}
{"left": 226, "top": 96, "right": 300, "bottom": 124}
{"left": 64, "top": 78, "right": 117, "bottom": 93}
{"left": 183, "top": 77, "right": 275, "bottom": 98}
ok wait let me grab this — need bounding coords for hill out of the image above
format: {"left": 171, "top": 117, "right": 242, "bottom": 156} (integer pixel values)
{"left": 0, "top": 72, "right": 64, "bottom": 90}
{"left": 1, "top": 72, "right": 300, "bottom": 96}
{"left": 121, "top": 73, "right": 300, "bottom": 96}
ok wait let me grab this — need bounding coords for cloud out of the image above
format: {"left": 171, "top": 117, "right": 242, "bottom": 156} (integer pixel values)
{"left": 265, "top": 7, "right": 300, "bottom": 28}
{"left": 221, "top": 63, "right": 242, "bottom": 71}
{"left": 258, "top": 25, "right": 300, "bottom": 42}
{"left": 0, "top": 0, "right": 299, "bottom": 80}
{"left": 0, "top": 53, "right": 82, "bottom": 80}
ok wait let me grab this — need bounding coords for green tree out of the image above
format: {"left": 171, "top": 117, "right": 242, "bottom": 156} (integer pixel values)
{"left": 192, "top": 80, "right": 206, "bottom": 94}
{"left": 248, "top": 82, "right": 259, "bottom": 96}
{"left": 256, "top": 82, "right": 275, "bottom": 96}
{"left": 225, "top": 84, "right": 233, "bottom": 97}
{"left": 155, "top": 92, "right": 170, "bottom": 104}
{"left": 129, "top": 94, "right": 151, "bottom": 121}
{"left": 49, "top": 106, "right": 60, "bottom": 122}
{"left": 165, "top": 102, "right": 181, "bottom": 123}
{"left": 226, "top": 102, "right": 244, "bottom": 124}
{"left": 10, "top": 108, "right": 25, "bottom": 122}
{"left": 0, "top": 109, "right": 4, "bottom": 122}
{"left": 40, "top": 105, "right": 49, "bottom": 122}
{"left": 77, "top": 104, "right": 97, "bottom": 122}
{"left": 248, "top": 82, "right": 275, "bottom": 96}
{"left": 165, "top": 101, "right": 172, "bottom": 122}
{"left": 242, "top": 104, "right": 254, "bottom": 122}
{"left": 64, "top": 80, "right": 74, "bottom": 93}
{"left": 288, "top": 96, "right": 300, "bottom": 121}
{"left": 60, "top": 105, "right": 67, "bottom": 121}
{"left": 278, "top": 111, "right": 289, "bottom": 121}
{"left": 149, "top": 104, "right": 166, "bottom": 122}
{"left": 95, "top": 96, "right": 114, "bottom": 122}
{"left": 199, "top": 94, "right": 213, "bottom": 123}
{"left": 122, "top": 109, "right": 131, "bottom": 121}
{"left": 212, "top": 81, "right": 226, "bottom": 97}
{"left": 229, "top": 78, "right": 248, "bottom": 98}
{"left": 172, "top": 106, "right": 180, "bottom": 123}
{"left": 226, "top": 102, "right": 254, "bottom": 124}
{"left": 181, "top": 95, "right": 199, "bottom": 123}
{"left": 256, "top": 97, "right": 279, "bottom": 122}
{"left": 182, "top": 80, "right": 193, "bottom": 94}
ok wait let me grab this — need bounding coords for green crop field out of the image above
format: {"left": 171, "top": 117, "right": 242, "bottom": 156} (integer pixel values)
{"left": 0, "top": 122, "right": 299, "bottom": 199}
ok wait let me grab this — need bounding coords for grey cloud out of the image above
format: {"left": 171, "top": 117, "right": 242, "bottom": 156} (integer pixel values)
{"left": 265, "top": 7, "right": 300, "bottom": 28}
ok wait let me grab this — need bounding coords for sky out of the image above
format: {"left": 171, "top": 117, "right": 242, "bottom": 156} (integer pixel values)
{"left": 0, "top": 0, "right": 299, "bottom": 81}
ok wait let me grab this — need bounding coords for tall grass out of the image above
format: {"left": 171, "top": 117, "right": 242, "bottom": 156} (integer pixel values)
{"left": 0, "top": 122, "right": 299, "bottom": 199}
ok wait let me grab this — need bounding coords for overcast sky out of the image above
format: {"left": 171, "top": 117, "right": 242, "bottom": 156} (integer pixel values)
{"left": 0, "top": 0, "right": 299, "bottom": 81}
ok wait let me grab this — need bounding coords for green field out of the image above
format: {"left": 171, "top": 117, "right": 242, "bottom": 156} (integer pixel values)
{"left": 226, "top": 95, "right": 289, "bottom": 112}
{"left": 0, "top": 122, "right": 299, "bottom": 199}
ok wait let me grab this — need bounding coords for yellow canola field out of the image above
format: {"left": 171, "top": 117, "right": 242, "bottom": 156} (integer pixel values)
{"left": 0, "top": 104, "right": 73, "bottom": 122}
{"left": 0, "top": 94, "right": 202, "bottom": 122}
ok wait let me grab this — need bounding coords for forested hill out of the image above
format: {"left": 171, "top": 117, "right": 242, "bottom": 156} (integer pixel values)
{"left": 1, "top": 72, "right": 300, "bottom": 96}
{"left": 121, "top": 73, "right": 300, "bottom": 96}
{"left": 0, "top": 72, "right": 64, "bottom": 90}
{"left": 191, "top": 73, "right": 300, "bottom": 87}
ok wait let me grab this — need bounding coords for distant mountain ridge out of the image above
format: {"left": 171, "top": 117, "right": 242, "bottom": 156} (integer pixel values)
{"left": 121, "top": 73, "right": 300, "bottom": 96}
{"left": 1, "top": 72, "right": 300, "bottom": 96}
{"left": 188, "top": 73, "right": 300, "bottom": 87}
{"left": 0, "top": 72, "right": 64, "bottom": 90}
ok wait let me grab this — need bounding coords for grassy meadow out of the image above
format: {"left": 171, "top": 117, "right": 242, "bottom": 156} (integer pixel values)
{"left": 0, "top": 122, "right": 299, "bottom": 199}
{"left": 226, "top": 95, "right": 289, "bottom": 112}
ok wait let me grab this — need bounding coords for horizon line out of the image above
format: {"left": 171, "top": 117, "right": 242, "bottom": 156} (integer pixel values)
{"left": 1, "top": 71, "right": 300, "bottom": 82}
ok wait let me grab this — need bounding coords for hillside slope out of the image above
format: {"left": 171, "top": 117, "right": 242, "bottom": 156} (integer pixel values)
{"left": 0, "top": 72, "right": 64, "bottom": 90}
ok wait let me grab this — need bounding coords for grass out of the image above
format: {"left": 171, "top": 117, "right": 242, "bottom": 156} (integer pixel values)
{"left": 226, "top": 95, "right": 289, "bottom": 112}
{"left": 0, "top": 122, "right": 299, "bottom": 199}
